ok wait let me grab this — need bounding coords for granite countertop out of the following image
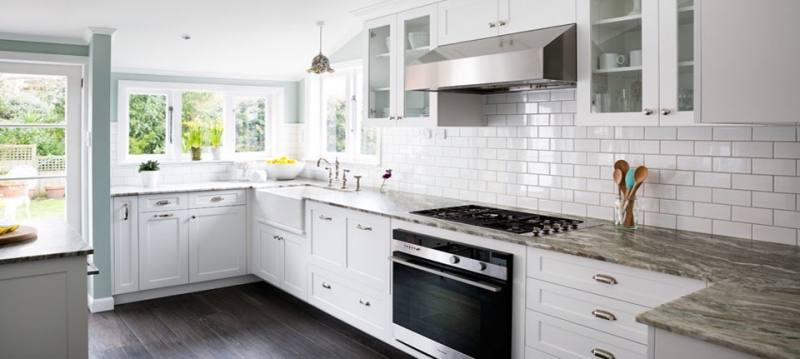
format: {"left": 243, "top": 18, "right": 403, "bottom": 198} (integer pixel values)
{"left": 0, "top": 219, "right": 93, "bottom": 265}
{"left": 110, "top": 180, "right": 308, "bottom": 196}
{"left": 109, "top": 180, "right": 800, "bottom": 358}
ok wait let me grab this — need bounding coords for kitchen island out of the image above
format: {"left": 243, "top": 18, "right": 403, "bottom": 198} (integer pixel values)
{"left": 0, "top": 220, "right": 93, "bottom": 359}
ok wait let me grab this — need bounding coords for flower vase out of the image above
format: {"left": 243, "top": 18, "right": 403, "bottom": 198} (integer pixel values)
{"left": 140, "top": 171, "right": 160, "bottom": 188}
{"left": 211, "top": 147, "right": 222, "bottom": 160}
{"left": 191, "top": 147, "right": 202, "bottom": 161}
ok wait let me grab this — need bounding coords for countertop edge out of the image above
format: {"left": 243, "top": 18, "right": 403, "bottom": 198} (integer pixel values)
{"left": 0, "top": 248, "right": 93, "bottom": 265}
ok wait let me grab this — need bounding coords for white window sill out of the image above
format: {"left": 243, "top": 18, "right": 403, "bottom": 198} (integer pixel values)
{"left": 113, "top": 159, "right": 236, "bottom": 167}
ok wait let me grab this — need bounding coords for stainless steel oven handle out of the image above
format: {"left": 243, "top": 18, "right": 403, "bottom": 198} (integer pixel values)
{"left": 390, "top": 256, "right": 502, "bottom": 293}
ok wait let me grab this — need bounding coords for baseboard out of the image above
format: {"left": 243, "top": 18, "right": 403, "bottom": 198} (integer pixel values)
{"left": 114, "top": 275, "right": 262, "bottom": 305}
{"left": 88, "top": 295, "right": 115, "bottom": 313}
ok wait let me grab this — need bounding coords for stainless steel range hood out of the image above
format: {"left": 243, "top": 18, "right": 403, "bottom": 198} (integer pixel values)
{"left": 405, "top": 24, "right": 576, "bottom": 94}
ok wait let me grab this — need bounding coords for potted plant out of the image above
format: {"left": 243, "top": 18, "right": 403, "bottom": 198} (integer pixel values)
{"left": 138, "top": 160, "right": 160, "bottom": 188}
{"left": 186, "top": 121, "right": 204, "bottom": 161}
{"left": 209, "top": 120, "right": 223, "bottom": 160}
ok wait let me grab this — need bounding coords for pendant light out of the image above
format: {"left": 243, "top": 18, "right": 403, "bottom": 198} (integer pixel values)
{"left": 307, "top": 21, "right": 334, "bottom": 74}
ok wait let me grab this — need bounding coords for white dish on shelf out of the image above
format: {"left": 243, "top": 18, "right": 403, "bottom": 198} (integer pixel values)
{"left": 408, "top": 32, "right": 428, "bottom": 49}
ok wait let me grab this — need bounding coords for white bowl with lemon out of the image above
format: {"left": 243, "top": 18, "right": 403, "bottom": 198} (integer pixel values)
{"left": 265, "top": 156, "right": 305, "bottom": 180}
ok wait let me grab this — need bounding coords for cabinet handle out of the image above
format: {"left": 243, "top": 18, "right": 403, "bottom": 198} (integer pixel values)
{"left": 191, "top": 215, "right": 197, "bottom": 220}
{"left": 153, "top": 213, "right": 173, "bottom": 218}
{"left": 155, "top": 200, "right": 171, "bottom": 206}
{"left": 359, "top": 299, "right": 371, "bottom": 307}
{"left": 273, "top": 235, "right": 280, "bottom": 240}
{"left": 497, "top": 20, "right": 507, "bottom": 26}
{"left": 318, "top": 215, "right": 333, "bottom": 221}
{"left": 591, "top": 309, "right": 617, "bottom": 321}
{"left": 642, "top": 108, "right": 654, "bottom": 116}
{"left": 356, "top": 224, "right": 373, "bottom": 231}
{"left": 591, "top": 348, "right": 616, "bottom": 359}
{"left": 660, "top": 108, "right": 672, "bottom": 116}
{"left": 396, "top": 116, "right": 403, "bottom": 120}
{"left": 321, "top": 282, "right": 332, "bottom": 289}
{"left": 488, "top": 22, "right": 497, "bottom": 28}
{"left": 592, "top": 274, "right": 618, "bottom": 285}
{"left": 122, "top": 203, "right": 129, "bottom": 221}
{"left": 210, "top": 196, "right": 224, "bottom": 202}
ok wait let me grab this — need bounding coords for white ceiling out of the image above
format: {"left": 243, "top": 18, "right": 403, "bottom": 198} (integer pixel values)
{"left": 0, "top": 0, "right": 377, "bottom": 81}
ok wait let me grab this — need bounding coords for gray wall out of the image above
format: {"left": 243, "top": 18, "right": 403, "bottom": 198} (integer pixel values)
{"left": 0, "top": 38, "right": 89, "bottom": 57}
{"left": 111, "top": 73, "right": 303, "bottom": 123}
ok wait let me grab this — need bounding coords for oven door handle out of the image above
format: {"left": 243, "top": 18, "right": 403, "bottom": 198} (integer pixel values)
{"left": 390, "top": 256, "right": 502, "bottom": 293}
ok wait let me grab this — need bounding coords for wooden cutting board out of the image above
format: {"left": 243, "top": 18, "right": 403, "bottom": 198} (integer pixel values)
{"left": 0, "top": 226, "right": 38, "bottom": 245}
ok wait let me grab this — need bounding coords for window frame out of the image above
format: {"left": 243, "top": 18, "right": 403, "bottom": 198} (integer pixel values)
{"left": 307, "top": 61, "right": 380, "bottom": 165}
{"left": 117, "top": 80, "right": 282, "bottom": 163}
{"left": 0, "top": 61, "right": 83, "bottom": 230}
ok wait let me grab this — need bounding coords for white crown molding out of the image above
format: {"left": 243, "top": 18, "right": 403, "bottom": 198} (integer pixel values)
{"left": 351, "top": 0, "right": 439, "bottom": 21}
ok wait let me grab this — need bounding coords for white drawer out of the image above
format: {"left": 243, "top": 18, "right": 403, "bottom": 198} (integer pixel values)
{"left": 188, "top": 190, "right": 246, "bottom": 209}
{"left": 526, "top": 310, "right": 646, "bottom": 359}
{"left": 138, "top": 193, "right": 188, "bottom": 213}
{"left": 527, "top": 278, "right": 649, "bottom": 344}
{"left": 308, "top": 269, "right": 389, "bottom": 335}
{"left": 527, "top": 247, "right": 705, "bottom": 307}
{"left": 345, "top": 210, "right": 390, "bottom": 292}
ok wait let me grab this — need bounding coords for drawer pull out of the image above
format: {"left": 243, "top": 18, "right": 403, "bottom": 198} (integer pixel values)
{"left": 155, "top": 200, "right": 171, "bottom": 206}
{"left": 359, "top": 299, "right": 371, "bottom": 307}
{"left": 153, "top": 213, "right": 173, "bottom": 218}
{"left": 356, "top": 224, "right": 373, "bottom": 231}
{"left": 272, "top": 235, "right": 280, "bottom": 240}
{"left": 592, "top": 274, "right": 618, "bottom": 285}
{"left": 591, "top": 348, "right": 615, "bottom": 359}
{"left": 591, "top": 309, "right": 617, "bottom": 321}
{"left": 122, "top": 203, "right": 129, "bottom": 221}
{"left": 210, "top": 196, "right": 224, "bottom": 202}
{"left": 318, "top": 215, "right": 333, "bottom": 221}
{"left": 321, "top": 282, "right": 332, "bottom": 289}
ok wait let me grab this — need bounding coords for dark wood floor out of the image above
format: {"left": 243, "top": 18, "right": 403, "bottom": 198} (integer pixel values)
{"left": 89, "top": 282, "right": 412, "bottom": 359}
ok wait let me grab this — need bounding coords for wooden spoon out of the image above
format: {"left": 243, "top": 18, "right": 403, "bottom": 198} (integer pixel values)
{"left": 623, "top": 166, "right": 649, "bottom": 228}
{"left": 613, "top": 160, "right": 630, "bottom": 197}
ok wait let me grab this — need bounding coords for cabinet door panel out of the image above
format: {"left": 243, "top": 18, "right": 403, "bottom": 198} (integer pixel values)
{"left": 346, "top": 213, "right": 390, "bottom": 291}
{"left": 363, "top": 14, "right": 398, "bottom": 127}
{"left": 310, "top": 205, "right": 347, "bottom": 267}
{"left": 189, "top": 206, "right": 246, "bottom": 283}
{"left": 500, "top": 0, "right": 576, "bottom": 35}
{"left": 697, "top": 0, "right": 800, "bottom": 123}
{"left": 113, "top": 196, "right": 138, "bottom": 295}
{"left": 396, "top": 4, "right": 438, "bottom": 128}
{"left": 282, "top": 232, "right": 307, "bottom": 300}
{"left": 576, "top": 0, "right": 660, "bottom": 126}
{"left": 254, "top": 222, "right": 283, "bottom": 287}
{"left": 658, "top": 0, "right": 696, "bottom": 125}
{"left": 139, "top": 211, "right": 189, "bottom": 290}
{"left": 438, "top": 0, "right": 499, "bottom": 45}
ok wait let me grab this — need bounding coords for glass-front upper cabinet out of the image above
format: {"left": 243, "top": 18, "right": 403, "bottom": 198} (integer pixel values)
{"left": 578, "top": 0, "right": 660, "bottom": 126}
{"left": 577, "top": 0, "right": 697, "bottom": 126}
{"left": 365, "top": 17, "right": 395, "bottom": 125}
{"left": 364, "top": 4, "right": 438, "bottom": 128}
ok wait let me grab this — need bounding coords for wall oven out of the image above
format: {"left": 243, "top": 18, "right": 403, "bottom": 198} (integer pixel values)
{"left": 391, "top": 229, "right": 513, "bottom": 359}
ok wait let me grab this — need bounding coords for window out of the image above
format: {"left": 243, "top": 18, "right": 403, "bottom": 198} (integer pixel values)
{"left": 0, "top": 62, "right": 82, "bottom": 228}
{"left": 308, "top": 62, "right": 379, "bottom": 164}
{"left": 118, "top": 81, "right": 282, "bottom": 161}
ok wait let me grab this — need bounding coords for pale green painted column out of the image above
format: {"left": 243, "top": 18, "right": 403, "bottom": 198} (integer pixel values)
{"left": 88, "top": 28, "right": 115, "bottom": 300}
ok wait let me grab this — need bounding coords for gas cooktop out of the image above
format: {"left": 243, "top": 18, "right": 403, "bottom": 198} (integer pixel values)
{"left": 411, "top": 205, "right": 585, "bottom": 235}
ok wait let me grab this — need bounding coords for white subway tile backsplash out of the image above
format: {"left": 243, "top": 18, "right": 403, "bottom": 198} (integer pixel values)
{"left": 712, "top": 188, "right": 752, "bottom": 206}
{"left": 774, "top": 142, "right": 800, "bottom": 158}
{"left": 713, "top": 157, "right": 752, "bottom": 173}
{"left": 752, "top": 159, "right": 796, "bottom": 176}
{"left": 733, "top": 142, "right": 773, "bottom": 158}
{"left": 601, "top": 140, "right": 629, "bottom": 153}
{"left": 661, "top": 141, "right": 694, "bottom": 155}
{"left": 713, "top": 127, "right": 752, "bottom": 141}
{"left": 538, "top": 101, "right": 562, "bottom": 113}
{"left": 645, "top": 212, "right": 677, "bottom": 229}
{"left": 695, "top": 172, "right": 731, "bottom": 188}
{"left": 732, "top": 174, "right": 773, "bottom": 191}
{"left": 644, "top": 154, "right": 677, "bottom": 169}
{"left": 753, "top": 126, "right": 797, "bottom": 141}
{"left": 677, "top": 127, "right": 712, "bottom": 141}
{"left": 587, "top": 126, "right": 614, "bottom": 139}
{"left": 645, "top": 127, "right": 677, "bottom": 140}
{"left": 753, "top": 192, "right": 796, "bottom": 210}
{"left": 753, "top": 225, "right": 797, "bottom": 245}
{"left": 731, "top": 206, "right": 772, "bottom": 225}
{"left": 695, "top": 202, "right": 731, "bottom": 220}
{"left": 775, "top": 177, "right": 800, "bottom": 193}
{"left": 630, "top": 140, "right": 660, "bottom": 154}
{"left": 774, "top": 210, "right": 800, "bottom": 228}
{"left": 677, "top": 156, "right": 713, "bottom": 171}
{"left": 659, "top": 170, "right": 694, "bottom": 186}
{"left": 677, "top": 216, "right": 712, "bottom": 233}
{"left": 660, "top": 199, "right": 693, "bottom": 216}
{"left": 713, "top": 220, "right": 752, "bottom": 239}
{"left": 615, "top": 127, "right": 644, "bottom": 140}
{"left": 695, "top": 141, "right": 732, "bottom": 156}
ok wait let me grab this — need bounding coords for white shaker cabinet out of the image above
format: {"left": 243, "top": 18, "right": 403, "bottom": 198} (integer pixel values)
{"left": 112, "top": 196, "right": 138, "bottom": 295}
{"left": 439, "top": 0, "right": 576, "bottom": 46}
{"left": 695, "top": 0, "right": 800, "bottom": 123}
{"left": 577, "top": 0, "right": 698, "bottom": 126}
{"left": 253, "top": 221, "right": 308, "bottom": 300}
{"left": 189, "top": 206, "right": 247, "bottom": 283}
{"left": 139, "top": 210, "right": 190, "bottom": 290}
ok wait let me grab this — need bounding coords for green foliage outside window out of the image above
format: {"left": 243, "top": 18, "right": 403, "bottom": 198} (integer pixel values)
{"left": 326, "top": 98, "right": 347, "bottom": 153}
{"left": 128, "top": 94, "right": 167, "bottom": 155}
{"left": 235, "top": 97, "right": 266, "bottom": 152}
{"left": 181, "top": 91, "right": 223, "bottom": 152}
{"left": 0, "top": 75, "right": 67, "bottom": 156}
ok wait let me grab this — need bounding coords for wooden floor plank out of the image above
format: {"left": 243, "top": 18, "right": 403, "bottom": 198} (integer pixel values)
{"left": 89, "top": 282, "right": 411, "bottom": 359}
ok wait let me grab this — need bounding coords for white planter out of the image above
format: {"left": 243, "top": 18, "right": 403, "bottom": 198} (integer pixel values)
{"left": 140, "top": 171, "right": 160, "bottom": 188}
{"left": 211, "top": 147, "right": 222, "bottom": 160}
